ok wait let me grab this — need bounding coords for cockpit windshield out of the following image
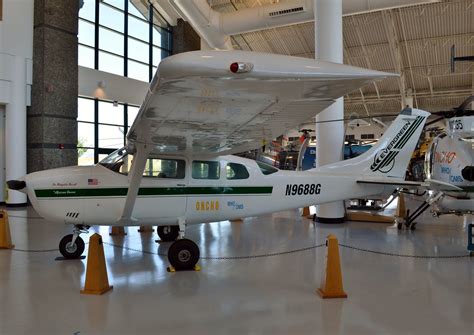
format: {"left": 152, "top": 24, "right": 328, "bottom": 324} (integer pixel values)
{"left": 99, "top": 147, "right": 132, "bottom": 174}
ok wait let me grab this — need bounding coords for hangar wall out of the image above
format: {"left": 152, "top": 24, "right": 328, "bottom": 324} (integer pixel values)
{"left": 172, "top": 19, "right": 201, "bottom": 54}
{"left": 0, "top": 0, "right": 33, "bottom": 205}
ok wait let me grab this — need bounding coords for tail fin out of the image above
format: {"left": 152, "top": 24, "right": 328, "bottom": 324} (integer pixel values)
{"left": 317, "top": 108, "right": 430, "bottom": 179}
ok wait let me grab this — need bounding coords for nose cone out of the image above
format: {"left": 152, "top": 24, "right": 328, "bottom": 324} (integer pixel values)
{"left": 7, "top": 179, "right": 27, "bottom": 192}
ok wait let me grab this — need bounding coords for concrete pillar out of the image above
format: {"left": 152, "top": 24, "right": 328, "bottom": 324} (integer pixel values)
{"left": 314, "top": 0, "right": 345, "bottom": 223}
{"left": 172, "top": 19, "right": 201, "bottom": 54}
{"left": 29, "top": 0, "right": 79, "bottom": 172}
{"left": 6, "top": 56, "right": 28, "bottom": 206}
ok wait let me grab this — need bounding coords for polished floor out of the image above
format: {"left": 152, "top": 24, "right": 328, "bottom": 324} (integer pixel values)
{"left": 0, "top": 198, "right": 473, "bottom": 335}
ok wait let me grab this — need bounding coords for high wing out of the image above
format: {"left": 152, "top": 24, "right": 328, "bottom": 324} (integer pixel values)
{"left": 127, "top": 50, "right": 396, "bottom": 157}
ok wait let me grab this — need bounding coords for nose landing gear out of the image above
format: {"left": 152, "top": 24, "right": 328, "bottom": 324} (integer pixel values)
{"left": 59, "top": 225, "right": 89, "bottom": 259}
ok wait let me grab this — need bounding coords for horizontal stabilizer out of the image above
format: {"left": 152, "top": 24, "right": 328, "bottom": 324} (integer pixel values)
{"left": 424, "top": 179, "right": 463, "bottom": 191}
{"left": 356, "top": 178, "right": 463, "bottom": 192}
{"left": 356, "top": 178, "right": 422, "bottom": 187}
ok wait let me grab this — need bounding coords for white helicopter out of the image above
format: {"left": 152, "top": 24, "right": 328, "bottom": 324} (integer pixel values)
{"left": 399, "top": 97, "right": 473, "bottom": 231}
{"left": 8, "top": 50, "right": 436, "bottom": 270}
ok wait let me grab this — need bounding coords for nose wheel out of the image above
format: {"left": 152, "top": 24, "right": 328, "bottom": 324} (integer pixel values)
{"left": 59, "top": 234, "right": 85, "bottom": 259}
{"left": 59, "top": 224, "right": 89, "bottom": 259}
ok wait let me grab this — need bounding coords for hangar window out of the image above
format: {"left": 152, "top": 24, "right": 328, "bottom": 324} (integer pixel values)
{"left": 78, "top": 0, "right": 171, "bottom": 82}
{"left": 77, "top": 0, "right": 172, "bottom": 165}
{"left": 192, "top": 161, "right": 220, "bottom": 180}
{"left": 257, "top": 161, "right": 278, "bottom": 175}
{"left": 226, "top": 163, "right": 250, "bottom": 180}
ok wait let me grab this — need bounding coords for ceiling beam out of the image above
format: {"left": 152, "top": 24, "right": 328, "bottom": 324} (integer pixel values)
{"left": 345, "top": 88, "right": 472, "bottom": 104}
{"left": 381, "top": 10, "right": 408, "bottom": 108}
{"left": 350, "top": 16, "right": 381, "bottom": 100}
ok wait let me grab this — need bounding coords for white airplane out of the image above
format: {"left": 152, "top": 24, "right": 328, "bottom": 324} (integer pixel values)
{"left": 7, "top": 50, "right": 430, "bottom": 270}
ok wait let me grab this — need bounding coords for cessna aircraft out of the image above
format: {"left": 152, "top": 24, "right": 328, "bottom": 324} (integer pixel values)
{"left": 7, "top": 50, "right": 432, "bottom": 270}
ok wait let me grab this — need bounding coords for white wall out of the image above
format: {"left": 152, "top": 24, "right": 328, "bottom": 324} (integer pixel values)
{"left": 0, "top": 0, "right": 34, "bottom": 57}
{"left": 78, "top": 66, "right": 148, "bottom": 106}
{"left": 0, "top": 0, "right": 33, "bottom": 205}
{"left": 0, "top": 0, "right": 33, "bottom": 104}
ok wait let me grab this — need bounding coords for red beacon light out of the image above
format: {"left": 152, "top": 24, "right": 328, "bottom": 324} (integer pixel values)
{"left": 229, "top": 62, "right": 253, "bottom": 74}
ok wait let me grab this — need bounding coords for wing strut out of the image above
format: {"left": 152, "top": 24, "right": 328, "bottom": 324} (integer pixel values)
{"left": 117, "top": 143, "right": 151, "bottom": 225}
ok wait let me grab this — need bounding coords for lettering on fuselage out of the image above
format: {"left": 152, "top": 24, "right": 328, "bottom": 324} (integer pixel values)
{"left": 435, "top": 151, "right": 456, "bottom": 164}
{"left": 285, "top": 184, "right": 321, "bottom": 196}
{"left": 195, "top": 200, "right": 219, "bottom": 211}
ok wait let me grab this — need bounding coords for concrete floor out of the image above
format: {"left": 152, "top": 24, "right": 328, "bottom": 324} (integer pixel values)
{"left": 0, "top": 198, "right": 473, "bottom": 335}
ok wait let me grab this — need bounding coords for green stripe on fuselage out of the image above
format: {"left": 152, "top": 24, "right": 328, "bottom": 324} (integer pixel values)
{"left": 35, "top": 186, "right": 274, "bottom": 198}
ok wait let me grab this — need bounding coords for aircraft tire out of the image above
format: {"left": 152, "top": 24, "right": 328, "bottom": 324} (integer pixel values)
{"left": 158, "top": 225, "right": 179, "bottom": 242}
{"left": 59, "top": 234, "right": 85, "bottom": 259}
{"left": 168, "top": 239, "right": 200, "bottom": 271}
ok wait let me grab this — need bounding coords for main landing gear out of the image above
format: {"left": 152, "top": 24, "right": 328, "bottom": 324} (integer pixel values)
{"left": 165, "top": 219, "right": 200, "bottom": 271}
{"left": 59, "top": 225, "right": 89, "bottom": 259}
{"left": 157, "top": 225, "right": 179, "bottom": 242}
{"left": 397, "top": 191, "right": 444, "bottom": 231}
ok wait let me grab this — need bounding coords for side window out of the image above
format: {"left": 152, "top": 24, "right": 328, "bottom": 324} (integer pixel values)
{"left": 226, "top": 163, "right": 249, "bottom": 180}
{"left": 120, "top": 155, "right": 133, "bottom": 174}
{"left": 143, "top": 158, "right": 185, "bottom": 179}
{"left": 257, "top": 161, "right": 279, "bottom": 175}
{"left": 192, "top": 161, "right": 220, "bottom": 180}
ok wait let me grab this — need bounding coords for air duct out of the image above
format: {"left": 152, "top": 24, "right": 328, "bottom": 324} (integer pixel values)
{"left": 169, "top": 0, "right": 440, "bottom": 50}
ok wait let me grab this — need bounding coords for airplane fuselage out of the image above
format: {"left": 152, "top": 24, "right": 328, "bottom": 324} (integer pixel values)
{"left": 22, "top": 155, "right": 388, "bottom": 227}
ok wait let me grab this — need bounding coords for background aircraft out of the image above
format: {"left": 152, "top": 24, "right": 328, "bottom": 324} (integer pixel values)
{"left": 399, "top": 97, "right": 473, "bottom": 230}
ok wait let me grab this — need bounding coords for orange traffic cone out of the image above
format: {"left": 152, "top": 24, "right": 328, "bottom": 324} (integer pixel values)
{"left": 317, "top": 234, "right": 347, "bottom": 299}
{"left": 302, "top": 207, "right": 310, "bottom": 217}
{"left": 138, "top": 225, "right": 154, "bottom": 233}
{"left": 396, "top": 193, "right": 406, "bottom": 218}
{"left": 81, "top": 233, "right": 113, "bottom": 295}
{"left": 0, "top": 210, "right": 14, "bottom": 249}
{"left": 109, "top": 226, "right": 127, "bottom": 236}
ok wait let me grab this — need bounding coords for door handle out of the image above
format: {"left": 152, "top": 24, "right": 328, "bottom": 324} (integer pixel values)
{"left": 176, "top": 184, "right": 186, "bottom": 187}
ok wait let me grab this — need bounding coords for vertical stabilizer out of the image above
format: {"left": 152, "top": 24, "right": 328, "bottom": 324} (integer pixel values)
{"left": 315, "top": 108, "right": 430, "bottom": 179}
